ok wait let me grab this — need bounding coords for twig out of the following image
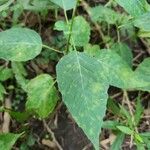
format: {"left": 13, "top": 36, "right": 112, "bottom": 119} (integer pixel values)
{"left": 81, "top": 1, "right": 109, "bottom": 48}
{"left": 43, "top": 120, "right": 63, "bottom": 150}
{"left": 2, "top": 94, "right": 12, "bottom": 133}
{"left": 110, "top": 92, "right": 122, "bottom": 99}
{"left": 140, "top": 38, "right": 150, "bottom": 55}
{"left": 123, "top": 91, "right": 138, "bottom": 148}
{"left": 82, "top": 143, "right": 92, "bottom": 150}
{"left": 42, "top": 44, "right": 64, "bottom": 54}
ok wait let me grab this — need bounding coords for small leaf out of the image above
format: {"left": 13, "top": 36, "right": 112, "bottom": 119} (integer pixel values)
{"left": 134, "top": 12, "right": 150, "bottom": 31}
{"left": 140, "top": 132, "right": 150, "bottom": 137}
{"left": 50, "top": 0, "right": 76, "bottom": 10}
{"left": 89, "top": 5, "right": 127, "bottom": 25}
{"left": 110, "top": 132, "right": 125, "bottom": 150}
{"left": 134, "top": 133, "right": 144, "bottom": 143}
{"left": 55, "top": 16, "right": 91, "bottom": 47}
{"left": 0, "top": 133, "right": 22, "bottom": 150}
{"left": 102, "top": 120, "right": 120, "bottom": 130}
{"left": 111, "top": 42, "right": 133, "bottom": 67}
{"left": 107, "top": 98, "right": 120, "bottom": 116}
{"left": 117, "top": 126, "right": 134, "bottom": 135}
{"left": 135, "top": 58, "right": 150, "bottom": 80}
{"left": 26, "top": 74, "right": 58, "bottom": 118}
{"left": 12, "top": 62, "right": 28, "bottom": 92}
{"left": 138, "top": 30, "right": 150, "bottom": 37}
{"left": 0, "top": 0, "right": 13, "bottom": 12}
{"left": 8, "top": 110, "right": 30, "bottom": 123}
{"left": 84, "top": 44, "right": 100, "bottom": 57}
{"left": 0, "top": 28, "right": 42, "bottom": 61}
{"left": 116, "top": 0, "right": 149, "bottom": 17}
{"left": 0, "top": 67, "right": 13, "bottom": 81}
{"left": 57, "top": 51, "right": 109, "bottom": 150}
{"left": 134, "top": 96, "right": 144, "bottom": 126}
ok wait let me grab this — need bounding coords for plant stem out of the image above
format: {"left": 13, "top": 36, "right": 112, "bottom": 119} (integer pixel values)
{"left": 117, "top": 26, "right": 120, "bottom": 43}
{"left": 42, "top": 44, "right": 63, "bottom": 54}
{"left": 123, "top": 90, "right": 138, "bottom": 133}
{"left": 66, "top": 0, "right": 79, "bottom": 52}
{"left": 81, "top": 1, "right": 109, "bottom": 48}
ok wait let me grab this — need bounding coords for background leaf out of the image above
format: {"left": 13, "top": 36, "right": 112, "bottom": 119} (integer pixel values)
{"left": 50, "top": 0, "right": 76, "bottom": 10}
{"left": 115, "top": 0, "right": 149, "bottom": 17}
{"left": 0, "top": 67, "right": 13, "bottom": 81}
{"left": 84, "top": 43, "right": 100, "bottom": 57}
{"left": 55, "top": 16, "right": 91, "bottom": 47}
{"left": 12, "top": 62, "right": 28, "bottom": 92}
{"left": 134, "top": 12, "right": 150, "bottom": 31}
{"left": 0, "top": 133, "right": 22, "bottom": 150}
{"left": 0, "top": 28, "right": 42, "bottom": 61}
{"left": 110, "top": 132, "right": 125, "bottom": 150}
{"left": 111, "top": 42, "right": 133, "bottom": 67}
{"left": 89, "top": 5, "right": 127, "bottom": 25}
{"left": 95, "top": 50, "right": 150, "bottom": 91}
{"left": 26, "top": 74, "right": 58, "bottom": 118}
{"left": 116, "top": 126, "right": 133, "bottom": 135}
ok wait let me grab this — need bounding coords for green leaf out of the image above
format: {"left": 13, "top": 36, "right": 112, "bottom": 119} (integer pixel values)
{"left": 0, "top": 67, "right": 13, "bottom": 81}
{"left": 119, "top": 105, "right": 131, "bottom": 120}
{"left": 134, "top": 96, "right": 144, "bottom": 126}
{"left": 84, "top": 44, "right": 100, "bottom": 57}
{"left": 137, "top": 143, "right": 146, "bottom": 150}
{"left": 8, "top": 110, "right": 30, "bottom": 122}
{"left": 55, "top": 16, "right": 91, "bottom": 46}
{"left": 138, "top": 30, "right": 150, "bottom": 38}
{"left": 107, "top": 98, "right": 120, "bottom": 116}
{"left": 18, "top": 0, "right": 56, "bottom": 14}
{"left": 0, "top": 133, "right": 22, "bottom": 150}
{"left": 0, "top": 28, "right": 42, "bottom": 61}
{"left": 89, "top": 5, "right": 126, "bottom": 25}
{"left": 102, "top": 120, "right": 120, "bottom": 130}
{"left": 26, "top": 74, "right": 58, "bottom": 118}
{"left": 12, "top": 62, "right": 28, "bottom": 92}
{"left": 50, "top": 0, "right": 76, "bottom": 10}
{"left": 0, "top": 0, "right": 13, "bottom": 12}
{"left": 57, "top": 51, "right": 109, "bottom": 150}
{"left": 135, "top": 58, "right": 150, "bottom": 90}
{"left": 116, "top": 126, "right": 134, "bottom": 135}
{"left": 95, "top": 50, "right": 150, "bottom": 91}
{"left": 135, "top": 58, "right": 150, "bottom": 80}
{"left": 57, "top": 50, "right": 150, "bottom": 149}
{"left": 140, "top": 132, "right": 150, "bottom": 137}
{"left": 134, "top": 133, "right": 144, "bottom": 143}
{"left": 134, "top": 12, "right": 150, "bottom": 31}
{"left": 110, "top": 132, "right": 125, "bottom": 150}
{"left": 115, "top": 0, "right": 149, "bottom": 17}
{"left": 111, "top": 42, "right": 133, "bottom": 67}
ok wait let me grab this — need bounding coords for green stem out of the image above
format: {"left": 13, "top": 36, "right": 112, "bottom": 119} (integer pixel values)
{"left": 66, "top": 0, "right": 79, "bottom": 52}
{"left": 42, "top": 45, "right": 63, "bottom": 54}
{"left": 116, "top": 26, "right": 120, "bottom": 43}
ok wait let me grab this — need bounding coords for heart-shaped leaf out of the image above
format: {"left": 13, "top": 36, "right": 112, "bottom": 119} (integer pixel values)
{"left": 57, "top": 51, "right": 109, "bottom": 150}
{"left": 56, "top": 50, "right": 150, "bottom": 149}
